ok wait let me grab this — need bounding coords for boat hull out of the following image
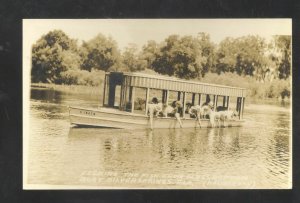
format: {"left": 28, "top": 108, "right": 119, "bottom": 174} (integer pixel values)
{"left": 69, "top": 106, "right": 244, "bottom": 129}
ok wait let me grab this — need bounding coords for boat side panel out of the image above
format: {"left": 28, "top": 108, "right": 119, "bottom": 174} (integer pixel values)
{"left": 69, "top": 107, "right": 244, "bottom": 129}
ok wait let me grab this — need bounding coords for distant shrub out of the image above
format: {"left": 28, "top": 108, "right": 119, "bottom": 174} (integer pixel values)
{"left": 200, "top": 72, "right": 290, "bottom": 100}
{"left": 273, "top": 79, "right": 290, "bottom": 99}
{"left": 60, "top": 69, "right": 105, "bottom": 86}
{"left": 59, "top": 69, "right": 81, "bottom": 85}
{"left": 59, "top": 68, "right": 290, "bottom": 101}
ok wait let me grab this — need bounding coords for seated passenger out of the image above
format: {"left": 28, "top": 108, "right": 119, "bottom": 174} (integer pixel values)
{"left": 171, "top": 100, "right": 183, "bottom": 116}
{"left": 201, "top": 100, "right": 211, "bottom": 107}
{"left": 161, "top": 104, "right": 175, "bottom": 117}
{"left": 216, "top": 106, "right": 228, "bottom": 112}
{"left": 148, "top": 97, "right": 162, "bottom": 117}
{"left": 201, "top": 101, "right": 214, "bottom": 119}
{"left": 151, "top": 97, "right": 159, "bottom": 104}
{"left": 188, "top": 104, "right": 202, "bottom": 118}
{"left": 185, "top": 102, "right": 206, "bottom": 128}
{"left": 185, "top": 102, "right": 192, "bottom": 114}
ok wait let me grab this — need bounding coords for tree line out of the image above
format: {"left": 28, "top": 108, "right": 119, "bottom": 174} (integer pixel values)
{"left": 31, "top": 30, "right": 291, "bottom": 86}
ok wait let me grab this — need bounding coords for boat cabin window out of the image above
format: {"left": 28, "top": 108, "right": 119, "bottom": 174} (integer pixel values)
{"left": 104, "top": 84, "right": 122, "bottom": 108}
{"left": 114, "top": 85, "right": 121, "bottom": 107}
{"left": 149, "top": 89, "right": 163, "bottom": 104}
{"left": 103, "top": 72, "right": 123, "bottom": 108}
{"left": 168, "top": 91, "right": 179, "bottom": 105}
{"left": 185, "top": 92, "right": 193, "bottom": 105}
{"left": 131, "top": 87, "right": 147, "bottom": 114}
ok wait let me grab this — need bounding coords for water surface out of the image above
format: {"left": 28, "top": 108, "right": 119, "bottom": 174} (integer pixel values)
{"left": 26, "top": 88, "right": 291, "bottom": 189}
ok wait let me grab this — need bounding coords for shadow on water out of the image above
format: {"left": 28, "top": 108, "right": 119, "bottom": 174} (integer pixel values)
{"left": 31, "top": 102, "right": 67, "bottom": 120}
{"left": 31, "top": 88, "right": 63, "bottom": 104}
{"left": 31, "top": 88, "right": 101, "bottom": 108}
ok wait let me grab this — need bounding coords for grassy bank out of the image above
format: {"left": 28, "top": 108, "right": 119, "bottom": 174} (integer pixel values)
{"left": 200, "top": 72, "right": 290, "bottom": 103}
{"left": 31, "top": 72, "right": 290, "bottom": 105}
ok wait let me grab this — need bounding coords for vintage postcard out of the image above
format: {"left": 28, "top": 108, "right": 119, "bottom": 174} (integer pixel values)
{"left": 23, "top": 19, "right": 292, "bottom": 189}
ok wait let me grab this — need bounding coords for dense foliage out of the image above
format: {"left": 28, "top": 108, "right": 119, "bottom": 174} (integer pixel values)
{"left": 151, "top": 35, "right": 207, "bottom": 79}
{"left": 122, "top": 43, "right": 147, "bottom": 72}
{"left": 215, "top": 36, "right": 267, "bottom": 76}
{"left": 80, "top": 34, "right": 121, "bottom": 72}
{"left": 31, "top": 30, "right": 79, "bottom": 83}
{"left": 31, "top": 30, "right": 291, "bottom": 99}
{"left": 273, "top": 35, "right": 291, "bottom": 79}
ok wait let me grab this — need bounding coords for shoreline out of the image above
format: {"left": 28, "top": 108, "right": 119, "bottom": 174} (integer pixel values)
{"left": 31, "top": 83, "right": 102, "bottom": 95}
{"left": 30, "top": 83, "right": 290, "bottom": 106}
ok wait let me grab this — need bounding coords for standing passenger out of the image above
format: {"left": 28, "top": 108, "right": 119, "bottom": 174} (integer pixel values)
{"left": 199, "top": 101, "right": 214, "bottom": 119}
{"left": 187, "top": 104, "right": 202, "bottom": 128}
{"left": 148, "top": 97, "right": 162, "bottom": 130}
{"left": 171, "top": 100, "right": 183, "bottom": 128}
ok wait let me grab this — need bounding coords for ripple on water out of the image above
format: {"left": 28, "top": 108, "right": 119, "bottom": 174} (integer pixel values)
{"left": 26, "top": 91, "right": 291, "bottom": 189}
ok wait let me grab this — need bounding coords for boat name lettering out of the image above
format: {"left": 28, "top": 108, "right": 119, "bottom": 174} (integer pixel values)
{"left": 79, "top": 110, "right": 96, "bottom": 116}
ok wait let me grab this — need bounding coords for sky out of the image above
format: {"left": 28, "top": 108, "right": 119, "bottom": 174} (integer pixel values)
{"left": 23, "top": 19, "right": 291, "bottom": 51}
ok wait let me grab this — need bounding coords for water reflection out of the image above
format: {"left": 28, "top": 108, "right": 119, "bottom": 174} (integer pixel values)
{"left": 68, "top": 128, "right": 243, "bottom": 169}
{"left": 31, "top": 88, "right": 63, "bottom": 103}
{"left": 31, "top": 88, "right": 101, "bottom": 108}
{"left": 65, "top": 123, "right": 291, "bottom": 188}
{"left": 32, "top": 103, "right": 67, "bottom": 120}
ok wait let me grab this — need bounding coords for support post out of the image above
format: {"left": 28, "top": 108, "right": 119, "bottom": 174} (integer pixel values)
{"left": 129, "top": 86, "right": 135, "bottom": 113}
{"left": 198, "top": 94, "right": 202, "bottom": 105}
{"left": 192, "top": 93, "right": 196, "bottom": 106}
{"left": 119, "top": 77, "right": 125, "bottom": 110}
{"left": 227, "top": 96, "right": 230, "bottom": 109}
{"left": 123, "top": 78, "right": 128, "bottom": 110}
{"left": 223, "top": 96, "right": 226, "bottom": 107}
{"left": 145, "top": 88, "right": 150, "bottom": 115}
{"left": 177, "top": 92, "right": 181, "bottom": 101}
{"left": 182, "top": 92, "right": 186, "bottom": 117}
{"left": 166, "top": 90, "right": 169, "bottom": 105}
{"left": 119, "top": 84, "right": 123, "bottom": 110}
{"left": 240, "top": 97, "right": 245, "bottom": 119}
{"left": 108, "top": 82, "right": 116, "bottom": 107}
{"left": 162, "top": 90, "right": 168, "bottom": 104}
{"left": 239, "top": 97, "right": 242, "bottom": 119}
{"left": 236, "top": 97, "right": 241, "bottom": 119}
{"left": 102, "top": 75, "right": 107, "bottom": 106}
{"left": 214, "top": 95, "right": 217, "bottom": 111}
{"left": 206, "top": 95, "right": 210, "bottom": 103}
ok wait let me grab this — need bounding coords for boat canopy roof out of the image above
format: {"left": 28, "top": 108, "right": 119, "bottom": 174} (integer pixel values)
{"left": 106, "top": 72, "right": 247, "bottom": 97}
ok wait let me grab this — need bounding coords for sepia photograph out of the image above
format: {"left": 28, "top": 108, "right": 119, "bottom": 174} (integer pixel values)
{"left": 23, "top": 19, "right": 292, "bottom": 189}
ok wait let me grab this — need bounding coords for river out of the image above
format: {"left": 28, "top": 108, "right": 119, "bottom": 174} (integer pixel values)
{"left": 25, "top": 88, "right": 291, "bottom": 189}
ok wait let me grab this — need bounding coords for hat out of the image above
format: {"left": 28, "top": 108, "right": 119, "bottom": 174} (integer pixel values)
{"left": 151, "top": 97, "right": 159, "bottom": 104}
{"left": 208, "top": 101, "right": 214, "bottom": 108}
{"left": 186, "top": 102, "right": 192, "bottom": 107}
